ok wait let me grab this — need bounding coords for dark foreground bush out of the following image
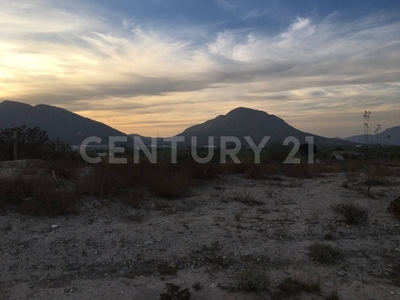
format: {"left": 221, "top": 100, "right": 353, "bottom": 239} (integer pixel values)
{"left": 332, "top": 203, "right": 369, "bottom": 225}
{"left": 388, "top": 196, "right": 400, "bottom": 219}
{"left": 159, "top": 283, "right": 191, "bottom": 300}
{"left": 147, "top": 170, "right": 192, "bottom": 199}
{"left": 308, "top": 243, "right": 341, "bottom": 264}
{"left": 0, "top": 176, "right": 77, "bottom": 216}
{"left": 278, "top": 277, "right": 320, "bottom": 295}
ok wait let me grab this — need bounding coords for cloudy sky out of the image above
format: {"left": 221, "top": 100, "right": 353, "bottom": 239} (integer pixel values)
{"left": 1, "top": 0, "right": 399, "bottom": 138}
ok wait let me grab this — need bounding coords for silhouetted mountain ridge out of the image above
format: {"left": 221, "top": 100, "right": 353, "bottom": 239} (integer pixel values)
{"left": 0, "top": 101, "right": 358, "bottom": 148}
{"left": 344, "top": 126, "right": 400, "bottom": 145}
{"left": 0, "top": 100, "right": 128, "bottom": 145}
{"left": 177, "top": 107, "right": 353, "bottom": 147}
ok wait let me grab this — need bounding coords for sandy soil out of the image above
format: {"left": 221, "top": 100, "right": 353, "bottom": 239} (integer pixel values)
{"left": 1, "top": 166, "right": 400, "bottom": 300}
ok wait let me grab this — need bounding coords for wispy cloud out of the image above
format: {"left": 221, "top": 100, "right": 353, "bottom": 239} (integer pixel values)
{"left": 0, "top": 0, "right": 399, "bottom": 137}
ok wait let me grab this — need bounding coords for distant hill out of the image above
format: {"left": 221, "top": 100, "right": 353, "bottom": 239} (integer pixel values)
{"left": 176, "top": 107, "right": 353, "bottom": 147}
{"left": 0, "top": 101, "right": 129, "bottom": 145}
{"left": 344, "top": 126, "right": 400, "bottom": 145}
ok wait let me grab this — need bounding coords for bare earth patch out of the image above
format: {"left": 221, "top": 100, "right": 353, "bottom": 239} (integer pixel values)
{"left": 1, "top": 169, "right": 400, "bottom": 299}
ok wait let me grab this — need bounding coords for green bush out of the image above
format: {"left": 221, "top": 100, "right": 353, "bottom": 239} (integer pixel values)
{"left": 235, "top": 267, "right": 269, "bottom": 293}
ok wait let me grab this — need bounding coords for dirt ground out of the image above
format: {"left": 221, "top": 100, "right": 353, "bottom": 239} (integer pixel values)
{"left": 1, "top": 164, "right": 400, "bottom": 299}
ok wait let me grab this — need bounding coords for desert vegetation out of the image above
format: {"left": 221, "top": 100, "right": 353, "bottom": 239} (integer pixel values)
{"left": 0, "top": 137, "right": 399, "bottom": 299}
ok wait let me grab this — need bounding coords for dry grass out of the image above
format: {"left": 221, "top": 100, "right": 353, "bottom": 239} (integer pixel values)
{"left": 244, "top": 163, "right": 265, "bottom": 179}
{"left": 278, "top": 276, "right": 321, "bottom": 295}
{"left": 0, "top": 176, "right": 37, "bottom": 206}
{"left": 147, "top": 169, "right": 192, "bottom": 199}
{"left": 47, "top": 160, "right": 79, "bottom": 180}
{"left": 363, "top": 163, "right": 388, "bottom": 194}
{"left": 308, "top": 243, "right": 342, "bottom": 264}
{"left": 0, "top": 176, "right": 77, "bottom": 216}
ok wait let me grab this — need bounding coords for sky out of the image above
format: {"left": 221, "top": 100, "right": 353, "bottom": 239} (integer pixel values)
{"left": 1, "top": 0, "right": 399, "bottom": 138}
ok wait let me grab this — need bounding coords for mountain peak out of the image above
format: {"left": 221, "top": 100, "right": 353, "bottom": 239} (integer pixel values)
{"left": 0, "top": 100, "right": 32, "bottom": 108}
{"left": 0, "top": 100, "right": 128, "bottom": 144}
{"left": 226, "top": 107, "right": 269, "bottom": 116}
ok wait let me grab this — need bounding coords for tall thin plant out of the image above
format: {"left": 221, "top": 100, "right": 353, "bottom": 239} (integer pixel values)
{"left": 362, "top": 111, "right": 383, "bottom": 195}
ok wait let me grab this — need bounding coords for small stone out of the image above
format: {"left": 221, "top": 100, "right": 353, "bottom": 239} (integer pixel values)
{"left": 51, "top": 225, "right": 58, "bottom": 228}
{"left": 211, "top": 283, "right": 217, "bottom": 288}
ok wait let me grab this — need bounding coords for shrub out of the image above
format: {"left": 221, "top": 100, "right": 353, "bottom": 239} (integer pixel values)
{"left": 0, "top": 126, "right": 49, "bottom": 160}
{"left": 388, "top": 196, "right": 400, "bottom": 219}
{"left": 159, "top": 283, "right": 191, "bottom": 300}
{"left": 308, "top": 243, "right": 341, "bottom": 264}
{"left": 77, "top": 165, "right": 119, "bottom": 197}
{"left": 325, "top": 288, "right": 340, "bottom": 300}
{"left": 332, "top": 203, "right": 369, "bottom": 225}
{"left": 235, "top": 267, "right": 269, "bottom": 293}
{"left": 48, "top": 160, "right": 79, "bottom": 180}
{"left": 285, "top": 163, "right": 319, "bottom": 178}
{"left": 323, "top": 233, "right": 335, "bottom": 241}
{"left": 191, "top": 282, "right": 202, "bottom": 291}
{"left": 278, "top": 277, "right": 320, "bottom": 295}
{"left": 77, "top": 163, "right": 138, "bottom": 197}
{"left": 364, "top": 163, "right": 387, "bottom": 194}
{"left": 21, "top": 185, "right": 77, "bottom": 216}
{"left": 147, "top": 170, "right": 191, "bottom": 199}
{"left": 187, "top": 162, "right": 219, "bottom": 181}
{"left": 0, "top": 176, "right": 36, "bottom": 206}
{"left": 158, "top": 262, "right": 178, "bottom": 276}
{"left": 0, "top": 176, "right": 77, "bottom": 216}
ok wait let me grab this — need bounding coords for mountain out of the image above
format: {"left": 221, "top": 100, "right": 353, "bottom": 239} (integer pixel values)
{"left": 176, "top": 107, "right": 353, "bottom": 147}
{"left": 0, "top": 101, "right": 129, "bottom": 145}
{"left": 344, "top": 126, "right": 400, "bottom": 145}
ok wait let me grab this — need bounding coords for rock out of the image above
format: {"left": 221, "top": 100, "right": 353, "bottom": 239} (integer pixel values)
{"left": 51, "top": 225, "right": 59, "bottom": 228}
